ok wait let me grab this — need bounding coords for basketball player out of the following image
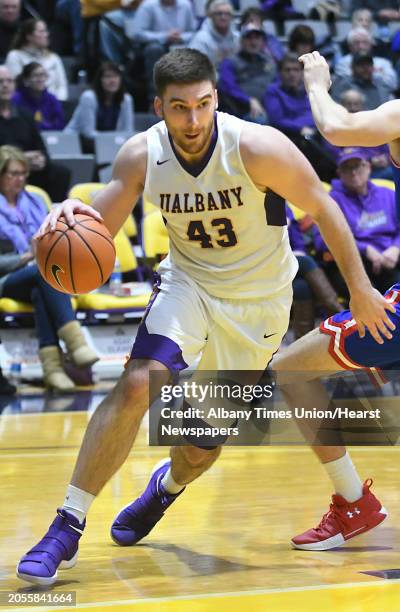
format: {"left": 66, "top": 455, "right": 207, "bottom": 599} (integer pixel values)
{"left": 268, "top": 50, "right": 400, "bottom": 551}
{"left": 17, "top": 49, "right": 395, "bottom": 585}
{"left": 299, "top": 50, "right": 400, "bottom": 217}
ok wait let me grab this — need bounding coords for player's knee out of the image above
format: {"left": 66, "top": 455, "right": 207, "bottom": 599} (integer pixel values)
{"left": 119, "top": 359, "right": 169, "bottom": 414}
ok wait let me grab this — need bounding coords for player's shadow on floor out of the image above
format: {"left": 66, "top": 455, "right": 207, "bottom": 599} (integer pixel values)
{"left": 115, "top": 542, "right": 267, "bottom": 576}
{"left": 16, "top": 579, "right": 80, "bottom": 593}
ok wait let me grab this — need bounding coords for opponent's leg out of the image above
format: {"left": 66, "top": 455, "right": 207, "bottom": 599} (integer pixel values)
{"left": 272, "top": 329, "right": 387, "bottom": 550}
{"left": 17, "top": 359, "right": 169, "bottom": 585}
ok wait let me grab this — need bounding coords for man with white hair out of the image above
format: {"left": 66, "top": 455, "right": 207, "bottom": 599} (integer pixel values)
{"left": 335, "top": 27, "right": 397, "bottom": 92}
{"left": 189, "top": 0, "right": 239, "bottom": 67}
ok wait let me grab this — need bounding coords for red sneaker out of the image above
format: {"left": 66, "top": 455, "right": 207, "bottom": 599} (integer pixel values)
{"left": 291, "top": 479, "right": 387, "bottom": 551}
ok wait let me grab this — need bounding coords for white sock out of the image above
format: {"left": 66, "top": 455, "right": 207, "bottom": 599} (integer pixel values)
{"left": 323, "top": 452, "right": 363, "bottom": 503}
{"left": 161, "top": 467, "right": 185, "bottom": 494}
{"left": 62, "top": 484, "right": 95, "bottom": 523}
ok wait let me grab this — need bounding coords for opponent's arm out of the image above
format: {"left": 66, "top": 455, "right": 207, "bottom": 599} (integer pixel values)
{"left": 299, "top": 51, "right": 400, "bottom": 147}
{"left": 37, "top": 133, "right": 147, "bottom": 238}
{"left": 241, "top": 124, "right": 396, "bottom": 343}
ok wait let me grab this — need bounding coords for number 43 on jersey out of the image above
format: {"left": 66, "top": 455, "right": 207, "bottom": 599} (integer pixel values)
{"left": 187, "top": 218, "right": 237, "bottom": 248}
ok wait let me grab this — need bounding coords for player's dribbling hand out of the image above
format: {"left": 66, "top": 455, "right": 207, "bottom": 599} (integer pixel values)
{"left": 349, "top": 286, "right": 396, "bottom": 344}
{"left": 35, "top": 199, "right": 103, "bottom": 238}
{"left": 298, "top": 51, "right": 332, "bottom": 94}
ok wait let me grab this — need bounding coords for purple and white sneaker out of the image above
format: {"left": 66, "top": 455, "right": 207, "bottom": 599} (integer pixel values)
{"left": 17, "top": 509, "right": 85, "bottom": 586}
{"left": 111, "top": 458, "right": 184, "bottom": 546}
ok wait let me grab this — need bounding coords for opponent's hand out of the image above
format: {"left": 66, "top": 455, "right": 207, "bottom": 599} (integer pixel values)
{"left": 350, "top": 286, "right": 396, "bottom": 344}
{"left": 298, "top": 51, "right": 331, "bottom": 94}
{"left": 35, "top": 199, "right": 103, "bottom": 238}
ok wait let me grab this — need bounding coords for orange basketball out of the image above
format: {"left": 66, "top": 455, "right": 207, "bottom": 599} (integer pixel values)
{"left": 36, "top": 213, "right": 116, "bottom": 294}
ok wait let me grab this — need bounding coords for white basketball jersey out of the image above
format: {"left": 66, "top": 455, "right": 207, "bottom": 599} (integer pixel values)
{"left": 144, "top": 112, "right": 298, "bottom": 299}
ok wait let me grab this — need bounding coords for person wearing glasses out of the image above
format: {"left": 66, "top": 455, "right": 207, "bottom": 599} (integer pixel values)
{"left": 13, "top": 61, "right": 65, "bottom": 131}
{"left": 0, "top": 145, "right": 98, "bottom": 391}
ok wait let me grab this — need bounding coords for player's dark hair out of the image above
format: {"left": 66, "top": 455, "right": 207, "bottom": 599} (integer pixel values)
{"left": 92, "top": 61, "right": 125, "bottom": 106}
{"left": 154, "top": 49, "right": 217, "bottom": 97}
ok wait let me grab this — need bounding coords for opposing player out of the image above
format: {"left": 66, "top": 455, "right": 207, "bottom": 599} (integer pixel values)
{"left": 299, "top": 50, "right": 400, "bottom": 217}
{"left": 269, "top": 50, "right": 400, "bottom": 551}
{"left": 272, "top": 283, "right": 400, "bottom": 550}
{"left": 17, "top": 49, "right": 395, "bottom": 585}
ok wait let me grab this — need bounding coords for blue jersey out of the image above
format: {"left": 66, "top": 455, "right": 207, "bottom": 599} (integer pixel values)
{"left": 320, "top": 284, "right": 400, "bottom": 384}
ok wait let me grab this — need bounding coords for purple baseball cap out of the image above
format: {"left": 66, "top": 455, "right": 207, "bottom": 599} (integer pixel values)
{"left": 337, "top": 147, "right": 370, "bottom": 166}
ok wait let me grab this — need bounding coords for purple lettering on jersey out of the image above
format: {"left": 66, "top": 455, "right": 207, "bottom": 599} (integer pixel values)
{"left": 195, "top": 193, "right": 205, "bottom": 212}
{"left": 218, "top": 189, "right": 232, "bottom": 209}
{"left": 230, "top": 186, "right": 244, "bottom": 206}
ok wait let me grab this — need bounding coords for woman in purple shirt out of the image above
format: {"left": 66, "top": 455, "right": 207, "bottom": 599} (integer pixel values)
{"left": 13, "top": 62, "right": 65, "bottom": 131}
{"left": 0, "top": 145, "right": 98, "bottom": 391}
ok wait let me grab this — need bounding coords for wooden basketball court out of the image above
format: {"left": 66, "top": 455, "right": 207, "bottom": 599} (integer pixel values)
{"left": 1, "top": 406, "right": 400, "bottom": 611}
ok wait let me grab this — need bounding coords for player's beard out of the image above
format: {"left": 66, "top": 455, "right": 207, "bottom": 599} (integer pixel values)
{"left": 168, "top": 116, "right": 215, "bottom": 157}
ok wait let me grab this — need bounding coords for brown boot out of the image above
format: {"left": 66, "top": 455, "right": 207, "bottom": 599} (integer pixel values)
{"left": 57, "top": 321, "right": 99, "bottom": 368}
{"left": 39, "top": 346, "right": 75, "bottom": 392}
{"left": 304, "top": 267, "right": 344, "bottom": 315}
{"left": 292, "top": 300, "right": 315, "bottom": 339}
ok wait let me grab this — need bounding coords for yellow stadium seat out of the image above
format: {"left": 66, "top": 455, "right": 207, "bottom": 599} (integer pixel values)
{"left": 371, "top": 178, "right": 395, "bottom": 190}
{"left": 26, "top": 184, "right": 52, "bottom": 211}
{"left": 143, "top": 196, "right": 158, "bottom": 216}
{"left": 77, "top": 291, "right": 151, "bottom": 311}
{"left": 114, "top": 229, "right": 138, "bottom": 272}
{"left": 142, "top": 210, "right": 169, "bottom": 261}
{"left": 69, "top": 182, "right": 137, "bottom": 238}
{"left": 0, "top": 298, "right": 33, "bottom": 313}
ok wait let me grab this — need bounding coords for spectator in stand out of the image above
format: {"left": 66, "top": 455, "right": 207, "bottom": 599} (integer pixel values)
{"left": 189, "top": 0, "right": 239, "bottom": 69}
{"left": 288, "top": 22, "right": 341, "bottom": 68}
{"left": 218, "top": 24, "right": 275, "bottom": 122}
{"left": 65, "top": 61, "right": 134, "bottom": 150}
{"left": 335, "top": 27, "right": 397, "bottom": 92}
{"left": 5, "top": 19, "right": 68, "bottom": 101}
{"left": 331, "top": 52, "right": 393, "bottom": 110}
{"left": 345, "top": 7, "right": 392, "bottom": 59}
{"left": 130, "top": 0, "right": 196, "bottom": 106}
{"left": 287, "top": 205, "right": 343, "bottom": 339}
{"left": 351, "top": 0, "right": 400, "bottom": 24}
{"left": 260, "top": 0, "right": 304, "bottom": 34}
{"left": 313, "top": 147, "right": 400, "bottom": 295}
{"left": 99, "top": 1, "right": 142, "bottom": 65}
{"left": 264, "top": 53, "right": 336, "bottom": 181}
{"left": 54, "top": 0, "right": 84, "bottom": 56}
{"left": 0, "top": 146, "right": 99, "bottom": 392}
{"left": 0, "top": 65, "right": 70, "bottom": 202}
{"left": 13, "top": 62, "right": 64, "bottom": 130}
{"left": 240, "top": 6, "right": 284, "bottom": 64}
{"left": 332, "top": 89, "right": 392, "bottom": 180}
{"left": 0, "top": 0, "right": 21, "bottom": 63}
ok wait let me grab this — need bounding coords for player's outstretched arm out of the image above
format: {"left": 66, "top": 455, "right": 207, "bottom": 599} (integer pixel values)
{"left": 241, "top": 124, "right": 396, "bottom": 344}
{"left": 299, "top": 51, "right": 400, "bottom": 147}
{"left": 36, "top": 133, "right": 147, "bottom": 238}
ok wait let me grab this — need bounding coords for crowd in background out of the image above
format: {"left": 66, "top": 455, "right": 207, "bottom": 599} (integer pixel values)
{"left": 1, "top": 0, "right": 400, "bottom": 392}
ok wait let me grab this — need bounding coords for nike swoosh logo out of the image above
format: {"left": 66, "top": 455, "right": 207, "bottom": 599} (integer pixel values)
{"left": 51, "top": 263, "right": 65, "bottom": 290}
{"left": 157, "top": 159, "right": 170, "bottom": 166}
{"left": 264, "top": 333, "right": 276, "bottom": 339}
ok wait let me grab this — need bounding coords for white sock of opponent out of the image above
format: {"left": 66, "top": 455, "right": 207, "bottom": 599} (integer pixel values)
{"left": 161, "top": 467, "right": 185, "bottom": 494}
{"left": 323, "top": 452, "right": 363, "bottom": 503}
{"left": 62, "top": 484, "right": 95, "bottom": 523}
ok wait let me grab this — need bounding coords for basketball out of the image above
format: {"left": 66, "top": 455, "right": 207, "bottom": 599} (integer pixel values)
{"left": 36, "top": 213, "right": 116, "bottom": 295}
